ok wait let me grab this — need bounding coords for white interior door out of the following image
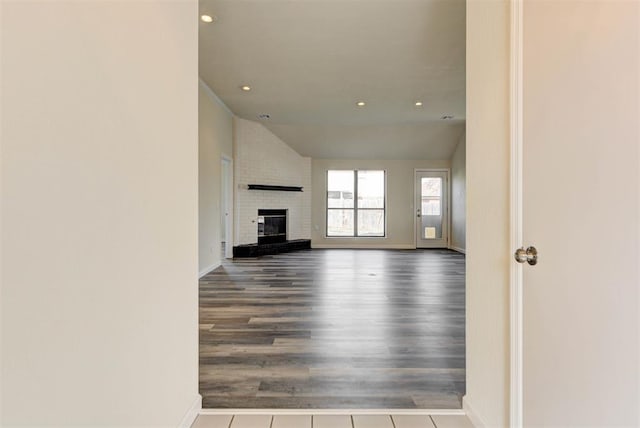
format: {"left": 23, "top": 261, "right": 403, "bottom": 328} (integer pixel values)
{"left": 520, "top": 1, "right": 639, "bottom": 426}
{"left": 415, "top": 170, "right": 449, "bottom": 248}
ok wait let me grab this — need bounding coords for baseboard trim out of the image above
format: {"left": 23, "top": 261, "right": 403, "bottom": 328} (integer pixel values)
{"left": 199, "top": 262, "right": 220, "bottom": 279}
{"left": 449, "top": 246, "right": 466, "bottom": 254}
{"left": 199, "top": 408, "right": 465, "bottom": 416}
{"left": 178, "top": 394, "right": 202, "bottom": 428}
{"left": 311, "top": 244, "right": 415, "bottom": 250}
{"left": 462, "top": 396, "right": 486, "bottom": 428}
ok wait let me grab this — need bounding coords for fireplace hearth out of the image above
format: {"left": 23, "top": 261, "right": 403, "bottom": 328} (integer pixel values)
{"left": 233, "top": 208, "right": 311, "bottom": 258}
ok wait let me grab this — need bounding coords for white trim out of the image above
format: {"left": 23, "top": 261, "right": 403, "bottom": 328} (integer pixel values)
{"left": 509, "top": 0, "right": 524, "bottom": 427}
{"left": 311, "top": 243, "right": 415, "bottom": 250}
{"left": 221, "top": 156, "right": 234, "bottom": 259}
{"left": 463, "top": 396, "right": 486, "bottom": 428}
{"left": 198, "top": 77, "right": 234, "bottom": 116}
{"left": 178, "top": 394, "right": 202, "bottom": 428}
{"left": 199, "top": 262, "right": 220, "bottom": 278}
{"left": 199, "top": 409, "right": 466, "bottom": 416}
{"left": 449, "top": 246, "right": 466, "bottom": 254}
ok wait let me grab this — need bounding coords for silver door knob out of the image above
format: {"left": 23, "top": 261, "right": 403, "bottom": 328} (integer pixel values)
{"left": 514, "top": 246, "right": 538, "bottom": 265}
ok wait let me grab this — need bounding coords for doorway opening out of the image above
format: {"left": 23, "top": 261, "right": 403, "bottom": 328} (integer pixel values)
{"left": 198, "top": 0, "right": 467, "bottom": 412}
{"left": 221, "top": 156, "right": 233, "bottom": 259}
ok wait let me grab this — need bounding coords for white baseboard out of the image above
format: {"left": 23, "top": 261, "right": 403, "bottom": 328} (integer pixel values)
{"left": 178, "top": 394, "right": 202, "bottom": 428}
{"left": 199, "top": 261, "right": 220, "bottom": 278}
{"left": 449, "top": 245, "right": 466, "bottom": 254}
{"left": 199, "top": 408, "right": 465, "bottom": 416}
{"left": 311, "top": 243, "right": 415, "bottom": 250}
{"left": 462, "top": 396, "right": 486, "bottom": 428}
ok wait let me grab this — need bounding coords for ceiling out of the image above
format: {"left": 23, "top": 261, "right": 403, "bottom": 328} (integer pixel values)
{"left": 199, "top": 0, "right": 466, "bottom": 160}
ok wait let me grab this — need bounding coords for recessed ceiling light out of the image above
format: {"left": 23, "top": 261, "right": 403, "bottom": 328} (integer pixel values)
{"left": 356, "top": 101, "right": 366, "bottom": 107}
{"left": 415, "top": 101, "right": 423, "bottom": 107}
{"left": 200, "top": 15, "right": 215, "bottom": 23}
{"left": 241, "top": 85, "right": 251, "bottom": 92}
{"left": 441, "top": 115, "right": 455, "bottom": 120}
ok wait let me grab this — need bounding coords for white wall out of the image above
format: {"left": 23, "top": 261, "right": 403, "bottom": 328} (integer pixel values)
{"left": 199, "top": 80, "right": 233, "bottom": 276}
{"left": 1, "top": 2, "right": 199, "bottom": 426}
{"left": 234, "top": 118, "right": 311, "bottom": 246}
{"left": 311, "top": 159, "right": 450, "bottom": 248}
{"left": 450, "top": 132, "right": 466, "bottom": 253}
{"left": 464, "top": 1, "right": 510, "bottom": 426}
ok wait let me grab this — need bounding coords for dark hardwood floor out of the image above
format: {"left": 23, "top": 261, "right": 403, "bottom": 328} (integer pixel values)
{"left": 199, "top": 249, "right": 465, "bottom": 409}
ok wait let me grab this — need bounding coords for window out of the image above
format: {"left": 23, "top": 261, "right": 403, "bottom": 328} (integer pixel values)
{"left": 327, "top": 170, "right": 385, "bottom": 237}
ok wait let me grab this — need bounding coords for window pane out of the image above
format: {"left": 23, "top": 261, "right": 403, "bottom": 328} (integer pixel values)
{"left": 422, "top": 177, "right": 441, "bottom": 197}
{"left": 357, "top": 170, "right": 384, "bottom": 208}
{"left": 327, "top": 209, "right": 354, "bottom": 236}
{"left": 357, "top": 210, "right": 384, "bottom": 236}
{"left": 328, "top": 171, "right": 354, "bottom": 208}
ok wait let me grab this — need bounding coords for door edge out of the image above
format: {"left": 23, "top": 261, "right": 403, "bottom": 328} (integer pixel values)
{"left": 509, "top": 0, "right": 524, "bottom": 427}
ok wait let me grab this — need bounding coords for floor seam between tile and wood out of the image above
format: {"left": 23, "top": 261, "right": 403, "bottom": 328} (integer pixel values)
{"left": 191, "top": 412, "right": 474, "bottom": 428}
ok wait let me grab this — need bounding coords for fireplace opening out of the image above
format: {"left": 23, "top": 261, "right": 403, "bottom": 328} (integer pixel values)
{"left": 257, "top": 209, "right": 287, "bottom": 244}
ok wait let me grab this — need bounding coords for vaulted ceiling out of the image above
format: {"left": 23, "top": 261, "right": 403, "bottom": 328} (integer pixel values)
{"left": 199, "top": 0, "right": 465, "bottom": 160}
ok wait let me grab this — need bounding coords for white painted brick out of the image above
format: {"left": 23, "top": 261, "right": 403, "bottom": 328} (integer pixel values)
{"left": 234, "top": 118, "right": 312, "bottom": 245}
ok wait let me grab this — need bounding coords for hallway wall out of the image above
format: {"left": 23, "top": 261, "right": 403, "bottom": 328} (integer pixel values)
{"left": 199, "top": 80, "right": 233, "bottom": 276}
{"left": 450, "top": 132, "right": 466, "bottom": 252}
{"left": 464, "top": 1, "right": 511, "bottom": 426}
{"left": 1, "top": 1, "right": 199, "bottom": 426}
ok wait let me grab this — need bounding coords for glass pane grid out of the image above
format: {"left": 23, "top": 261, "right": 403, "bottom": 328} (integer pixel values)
{"left": 327, "top": 170, "right": 385, "bottom": 237}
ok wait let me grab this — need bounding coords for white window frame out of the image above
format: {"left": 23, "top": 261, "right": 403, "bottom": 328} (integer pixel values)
{"left": 326, "top": 170, "right": 386, "bottom": 238}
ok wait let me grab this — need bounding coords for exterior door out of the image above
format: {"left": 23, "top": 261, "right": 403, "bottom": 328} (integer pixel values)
{"left": 520, "top": 1, "right": 639, "bottom": 426}
{"left": 415, "top": 170, "right": 449, "bottom": 248}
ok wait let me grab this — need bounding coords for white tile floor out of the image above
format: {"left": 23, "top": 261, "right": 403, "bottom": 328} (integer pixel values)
{"left": 191, "top": 413, "right": 473, "bottom": 428}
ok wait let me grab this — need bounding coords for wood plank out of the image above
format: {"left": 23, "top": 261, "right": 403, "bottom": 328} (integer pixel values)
{"left": 200, "top": 249, "right": 466, "bottom": 409}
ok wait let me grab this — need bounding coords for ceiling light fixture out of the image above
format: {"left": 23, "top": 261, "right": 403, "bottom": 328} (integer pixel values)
{"left": 200, "top": 15, "right": 214, "bottom": 23}
{"left": 356, "top": 101, "right": 366, "bottom": 107}
{"left": 415, "top": 101, "right": 423, "bottom": 107}
{"left": 241, "top": 85, "right": 252, "bottom": 92}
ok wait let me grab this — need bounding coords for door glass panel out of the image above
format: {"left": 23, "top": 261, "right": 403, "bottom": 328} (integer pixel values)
{"left": 422, "top": 199, "right": 441, "bottom": 216}
{"left": 421, "top": 177, "right": 442, "bottom": 239}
